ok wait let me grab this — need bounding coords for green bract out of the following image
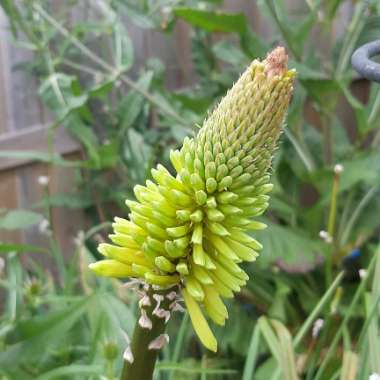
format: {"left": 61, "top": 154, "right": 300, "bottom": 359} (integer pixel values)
{"left": 90, "top": 47, "right": 295, "bottom": 352}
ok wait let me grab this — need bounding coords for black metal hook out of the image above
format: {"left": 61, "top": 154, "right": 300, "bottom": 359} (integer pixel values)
{"left": 351, "top": 39, "right": 380, "bottom": 83}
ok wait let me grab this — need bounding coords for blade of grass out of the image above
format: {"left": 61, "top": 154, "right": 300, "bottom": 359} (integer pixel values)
{"left": 0, "top": 243, "right": 48, "bottom": 254}
{"left": 293, "top": 271, "right": 344, "bottom": 348}
{"left": 365, "top": 245, "right": 380, "bottom": 374}
{"left": 242, "top": 325, "right": 261, "bottom": 380}
{"left": 357, "top": 343, "right": 370, "bottom": 380}
{"left": 271, "top": 320, "right": 300, "bottom": 380}
{"left": 259, "top": 317, "right": 299, "bottom": 380}
{"left": 339, "top": 351, "right": 358, "bottom": 380}
{"left": 372, "top": 240, "right": 380, "bottom": 303}
{"left": 335, "top": 0, "right": 368, "bottom": 77}
{"left": 201, "top": 355, "right": 207, "bottom": 380}
{"left": 305, "top": 317, "right": 333, "bottom": 380}
{"left": 314, "top": 244, "right": 379, "bottom": 380}
{"left": 262, "top": 0, "right": 301, "bottom": 60}
{"left": 342, "top": 325, "right": 352, "bottom": 351}
{"left": 35, "top": 365, "right": 102, "bottom": 380}
{"left": 284, "top": 128, "right": 316, "bottom": 172}
{"left": 270, "top": 273, "right": 344, "bottom": 380}
{"left": 340, "top": 186, "right": 378, "bottom": 246}
{"left": 365, "top": 293, "right": 380, "bottom": 373}
{"left": 6, "top": 253, "right": 22, "bottom": 321}
{"left": 157, "top": 363, "right": 237, "bottom": 375}
{"left": 356, "top": 294, "right": 380, "bottom": 348}
{"left": 169, "top": 314, "right": 189, "bottom": 380}
{"left": 258, "top": 316, "right": 281, "bottom": 363}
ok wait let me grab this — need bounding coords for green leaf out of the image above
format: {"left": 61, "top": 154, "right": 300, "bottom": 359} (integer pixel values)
{"left": 300, "top": 78, "right": 340, "bottom": 108}
{"left": 174, "top": 8, "right": 247, "bottom": 35}
{"left": 339, "top": 82, "right": 369, "bottom": 134}
{"left": 242, "top": 325, "right": 261, "bottom": 380}
{"left": 0, "top": 243, "right": 47, "bottom": 254}
{"left": 157, "top": 361, "right": 237, "bottom": 375}
{"left": 311, "top": 151, "right": 380, "bottom": 200}
{"left": 255, "top": 221, "right": 323, "bottom": 270}
{"left": 357, "top": 16, "right": 380, "bottom": 47}
{"left": 6, "top": 298, "right": 87, "bottom": 342}
{"left": 212, "top": 40, "right": 249, "bottom": 66}
{"left": 257, "top": 0, "right": 316, "bottom": 59}
{"left": 169, "top": 314, "right": 189, "bottom": 377}
{"left": 38, "top": 73, "right": 102, "bottom": 165}
{"left": 119, "top": 71, "right": 154, "bottom": 134}
{"left": 291, "top": 61, "right": 326, "bottom": 80}
{"left": 293, "top": 272, "right": 345, "bottom": 348}
{"left": 96, "top": 139, "right": 119, "bottom": 169}
{"left": 240, "top": 29, "right": 269, "bottom": 59}
{"left": 258, "top": 317, "right": 281, "bottom": 363}
{"left": 38, "top": 73, "right": 89, "bottom": 124}
{"left": 0, "top": 150, "right": 88, "bottom": 167}
{"left": 270, "top": 320, "right": 300, "bottom": 380}
{"left": 365, "top": 293, "right": 380, "bottom": 374}
{"left": 213, "top": 302, "right": 253, "bottom": 355}
{"left": 0, "top": 296, "right": 93, "bottom": 368}
{"left": 171, "top": 93, "right": 211, "bottom": 115}
{"left": 257, "top": 317, "right": 300, "bottom": 380}
{"left": 0, "top": 210, "right": 43, "bottom": 230}
{"left": 340, "top": 351, "right": 358, "bottom": 380}
{"left": 268, "top": 280, "right": 291, "bottom": 322}
{"left": 65, "top": 119, "right": 101, "bottom": 168}
{"left": 35, "top": 192, "right": 93, "bottom": 209}
{"left": 325, "top": 0, "right": 344, "bottom": 21}
{"left": 89, "top": 77, "right": 115, "bottom": 98}
{"left": 254, "top": 358, "right": 278, "bottom": 380}
{"left": 123, "top": 128, "right": 153, "bottom": 185}
{"left": 113, "top": 22, "right": 134, "bottom": 70}
{"left": 34, "top": 365, "right": 102, "bottom": 380}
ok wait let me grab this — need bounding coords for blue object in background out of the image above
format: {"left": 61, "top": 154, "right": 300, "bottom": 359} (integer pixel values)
{"left": 343, "top": 248, "right": 361, "bottom": 264}
{"left": 342, "top": 248, "right": 362, "bottom": 282}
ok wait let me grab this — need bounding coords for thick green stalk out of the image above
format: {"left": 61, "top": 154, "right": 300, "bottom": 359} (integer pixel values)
{"left": 121, "top": 288, "right": 171, "bottom": 380}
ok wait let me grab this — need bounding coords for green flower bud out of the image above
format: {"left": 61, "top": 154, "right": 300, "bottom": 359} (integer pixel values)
{"left": 89, "top": 47, "right": 295, "bottom": 353}
{"left": 103, "top": 341, "right": 118, "bottom": 361}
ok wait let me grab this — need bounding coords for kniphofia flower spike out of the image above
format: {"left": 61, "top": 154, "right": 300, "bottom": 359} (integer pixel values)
{"left": 90, "top": 47, "right": 295, "bottom": 352}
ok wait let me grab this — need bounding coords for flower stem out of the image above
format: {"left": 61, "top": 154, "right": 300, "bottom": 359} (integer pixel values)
{"left": 121, "top": 287, "right": 171, "bottom": 380}
{"left": 325, "top": 167, "right": 341, "bottom": 287}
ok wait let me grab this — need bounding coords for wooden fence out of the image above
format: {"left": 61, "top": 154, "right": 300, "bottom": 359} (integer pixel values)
{"left": 0, "top": 1, "right": 355, "bottom": 256}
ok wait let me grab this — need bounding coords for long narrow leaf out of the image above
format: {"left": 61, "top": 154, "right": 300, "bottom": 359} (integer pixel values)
{"left": 314, "top": 245, "right": 379, "bottom": 380}
{"left": 340, "top": 351, "right": 358, "bottom": 380}
{"left": 271, "top": 320, "right": 299, "bottom": 380}
{"left": 258, "top": 316, "right": 281, "bottom": 363}
{"left": 294, "top": 271, "right": 344, "bottom": 348}
{"left": 242, "top": 325, "right": 261, "bottom": 380}
{"left": 35, "top": 365, "right": 102, "bottom": 380}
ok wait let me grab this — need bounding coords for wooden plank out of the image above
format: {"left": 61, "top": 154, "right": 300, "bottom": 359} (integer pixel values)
{"left": 0, "top": 124, "right": 80, "bottom": 171}
{"left": 0, "top": 9, "right": 22, "bottom": 249}
{"left": 173, "top": 20, "right": 194, "bottom": 87}
{"left": 49, "top": 153, "right": 86, "bottom": 259}
{"left": 15, "top": 155, "right": 85, "bottom": 272}
{"left": 0, "top": 169, "right": 22, "bottom": 244}
{"left": 0, "top": 8, "right": 14, "bottom": 134}
{"left": 15, "top": 162, "right": 52, "bottom": 271}
{"left": 7, "top": 37, "right": 46, "bottom": 130}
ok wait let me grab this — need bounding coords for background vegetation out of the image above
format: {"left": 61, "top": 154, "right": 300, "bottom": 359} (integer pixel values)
{"left": 1, "top": 0, "right": 380, "bottom": 379}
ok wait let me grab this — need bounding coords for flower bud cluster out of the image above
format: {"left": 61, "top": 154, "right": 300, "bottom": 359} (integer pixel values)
{"left": 90, "top": 47, "right": 295, "bottom": 351}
